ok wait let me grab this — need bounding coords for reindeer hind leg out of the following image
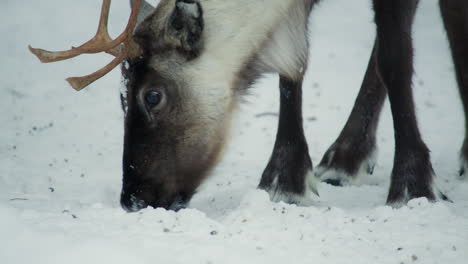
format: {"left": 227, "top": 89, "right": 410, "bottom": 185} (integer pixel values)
{"left": 440, "top": 0, "right": 468, "bottom": 180}
{"left": 315, "top": 45, "right": 386, "bottom": 186}
{"left": 373, "top": 0, "right": 448, "bottom": 205}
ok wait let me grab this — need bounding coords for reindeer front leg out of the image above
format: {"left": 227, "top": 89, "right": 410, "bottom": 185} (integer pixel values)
{"left": 258, "top": 75, "right": 318, "bottom": 204}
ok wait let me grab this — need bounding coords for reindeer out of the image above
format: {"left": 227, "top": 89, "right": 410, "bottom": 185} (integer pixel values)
{"left": 29, "top": 0, "right": 467, "bottom": 211}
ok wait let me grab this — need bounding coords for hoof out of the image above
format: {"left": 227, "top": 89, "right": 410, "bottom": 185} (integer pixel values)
{"left": 262, "top": 170, "right": 319, "bottom": 206}
{"left": 315, "top": 149, "right": 377, "bottom": 186}
{"left": 458, "top": 155, "right": 468, "bottom": 180}
{"left": 387, "top": 185, "right": 451, "bottom": 208}
{"left": 386, "top": 152, "right": 451, "bottom": 207}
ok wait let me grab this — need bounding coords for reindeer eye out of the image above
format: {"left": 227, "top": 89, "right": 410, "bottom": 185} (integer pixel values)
{"left": 144, "top": 91, "right": 162, "bottom": 106}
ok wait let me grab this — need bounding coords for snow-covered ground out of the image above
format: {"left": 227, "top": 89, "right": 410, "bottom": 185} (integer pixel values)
{"left": 1, "top": 0, "right": 467, "bottom": 263}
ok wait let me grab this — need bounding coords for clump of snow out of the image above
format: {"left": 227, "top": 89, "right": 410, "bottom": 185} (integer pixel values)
{"left": 0, "top": 0, "right": 467, "bottom": 263}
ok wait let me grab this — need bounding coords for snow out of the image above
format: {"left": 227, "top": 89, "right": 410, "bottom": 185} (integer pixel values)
{"left": 1, "top": 0, "right": 467, "bottom": 263}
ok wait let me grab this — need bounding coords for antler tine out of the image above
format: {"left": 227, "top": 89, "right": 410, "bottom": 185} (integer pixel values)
{"left": 66, "top": 53, "right": 126, "bottom": 90}
{"left": 29, "top": 0, "right": 114, "bottom": 63}
{"left": 28, "top": 0, "right": 142, "bottom": 90}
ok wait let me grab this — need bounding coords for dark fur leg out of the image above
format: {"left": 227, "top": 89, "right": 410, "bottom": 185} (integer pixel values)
{"left": 373, "top": 0, "right": 446, "bottom": 205}
{"left": 316, "top": 45, "right": 387, "bottom": 186}
{"left": 439, "top": 0, "right": 468, "bottom": 179}
{"left": 258, "top": 76, "right": 317, "bottom": 204}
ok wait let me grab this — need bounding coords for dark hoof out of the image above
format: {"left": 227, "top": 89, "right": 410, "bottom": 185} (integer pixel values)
{"left": 438, "top": 191, "right": 453, "bottom": 203}
{"left": 315, "top": 145, "right": 377, "bottom": 186}
{"left": 323, "top": 179, "right": 343, "bottom": 187}
{"left": 386, "top": 179, "right": 436, "bottom": 206}
{"left": 459, "top": 156, "right": 468, "bottom": 180}
{"left": 259, "top": 143, "right": 318, "bottom": 204}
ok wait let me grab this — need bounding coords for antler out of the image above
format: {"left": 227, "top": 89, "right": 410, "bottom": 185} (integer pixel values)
{"left": 28, "top": 0, "right": 142, "bottom": 91}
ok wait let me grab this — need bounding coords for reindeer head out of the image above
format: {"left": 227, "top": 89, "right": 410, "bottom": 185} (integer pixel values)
{"left": 30, "top": 0, "right": 235, "bottom": 211}
{"left": 121, "top": 0, "right": 234, "bottom": 211}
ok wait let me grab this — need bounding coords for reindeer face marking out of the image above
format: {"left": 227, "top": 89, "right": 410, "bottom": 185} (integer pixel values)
{"left": 120, "top": 0, "right": 231, "bottom": 211}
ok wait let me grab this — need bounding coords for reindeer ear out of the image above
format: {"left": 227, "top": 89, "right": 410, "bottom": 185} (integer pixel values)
{"left": 134, "top": 0, "right": 204, "bottom": 59}
{"left": 131, "top": 0, "right": 155, "bottom": 28}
